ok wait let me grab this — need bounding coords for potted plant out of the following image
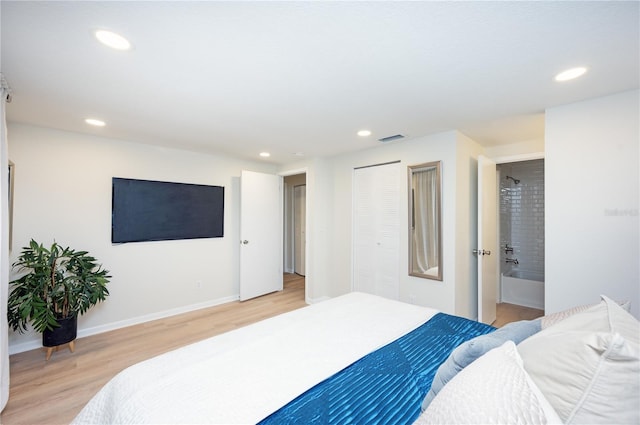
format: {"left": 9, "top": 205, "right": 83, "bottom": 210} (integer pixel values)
{"left": 7, "top": 239, "right": 110, "bottom": 359}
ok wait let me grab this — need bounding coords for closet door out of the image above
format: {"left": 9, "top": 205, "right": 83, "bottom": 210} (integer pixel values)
{"left": 353, "top": 162, "right": 401, "bottom": 300}
{"left": 293, "top": 184, "right": 306, "bottom": 276}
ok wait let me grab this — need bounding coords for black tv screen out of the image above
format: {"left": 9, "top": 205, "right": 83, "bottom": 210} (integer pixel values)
{"left": 112, "top": 177, "right": 224, "bottom": 243}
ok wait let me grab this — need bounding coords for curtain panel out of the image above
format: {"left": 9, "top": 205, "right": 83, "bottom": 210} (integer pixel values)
{"left": 412, "top": 168, "right": 438, "bottom": 274}
{"left": 1, "top": 74, "right": 11, "bottom": 412}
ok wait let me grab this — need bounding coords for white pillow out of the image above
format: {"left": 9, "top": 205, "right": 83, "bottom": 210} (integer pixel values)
{"left": 541, "top": 299, "right": 631, "bottom": 329}
{"left": 518, "top": 295, "right": 640, "bottom": 424}
{"left": 415, "top": 341, "right": 561, "bottom": 425}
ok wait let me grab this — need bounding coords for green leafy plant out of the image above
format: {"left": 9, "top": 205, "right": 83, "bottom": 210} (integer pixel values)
{"left": 7, "top": 239, "right": 110, "bottom": 333}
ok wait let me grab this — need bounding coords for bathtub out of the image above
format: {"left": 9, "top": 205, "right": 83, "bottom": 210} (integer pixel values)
{"left": 501, "top": 270, "right": 545, "bottom": 310}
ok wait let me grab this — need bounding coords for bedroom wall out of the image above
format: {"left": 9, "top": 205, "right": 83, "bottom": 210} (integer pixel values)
{"left": 7, "top": 123, "right": 277, "bottom": 353}
{"left": 484, "top": 137, "right": 544, "bottom": 160}
{"left": 545, "top": 89, "right": 639, "bottom": 318}
{"left": 306, "top": 158, "right": 335, "bottom": 302}
{"left": 321, "top": 131, "right": 483, "bottom": 318}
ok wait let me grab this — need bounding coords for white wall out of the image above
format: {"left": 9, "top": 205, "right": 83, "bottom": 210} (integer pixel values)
{"left": 545, "top": 90, "right": 639, "bottom": 318}
{"left": 319, "top": 131, "right": 483, "bottom": 318}
{"left": 484, "top": 138, "right": 544, "bottom": 159}
{"left": 7, "top": 123, "right": 277, "bottom": 353}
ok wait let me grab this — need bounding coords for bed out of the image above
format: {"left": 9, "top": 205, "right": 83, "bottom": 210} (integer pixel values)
{"left": 72, "top": 292, "right": 639, "bottom": 425}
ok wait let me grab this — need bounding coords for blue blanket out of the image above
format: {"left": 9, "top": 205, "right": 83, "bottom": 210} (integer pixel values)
{"left": 259, "top": 312, "right": 495, "bottom": 425}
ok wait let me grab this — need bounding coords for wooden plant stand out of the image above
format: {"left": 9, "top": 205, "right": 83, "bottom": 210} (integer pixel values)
{"left": 45, "top": 340, "right": 75, "bottom": 361}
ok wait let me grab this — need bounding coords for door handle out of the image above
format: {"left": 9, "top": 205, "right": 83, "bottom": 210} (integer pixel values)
{"left": 241, "top": 240, "right": 249, "bottom": 245}
{"left": 472, "top": 249, "right": 491, "bottom": 256}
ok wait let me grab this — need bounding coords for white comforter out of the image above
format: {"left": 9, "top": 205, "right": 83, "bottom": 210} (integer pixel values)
{"left": 72, "top": 292, "right": 437, "bottom": 424}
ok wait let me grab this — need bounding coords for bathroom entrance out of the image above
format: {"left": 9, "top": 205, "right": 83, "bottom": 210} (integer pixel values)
{"left": 496, "top": 159, "right": 545, "bottom": 310}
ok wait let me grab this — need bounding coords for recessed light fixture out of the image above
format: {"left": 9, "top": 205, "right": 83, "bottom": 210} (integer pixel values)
{"left": 554, "top": 67, "right": 588, "bottom": 82}
{"left": 259, "top": 152, "right": 271, "bottom": 158}
{"left": 357, "top": 130, "right": 372, "bottom": 137}
{"left": 85, "top": 118, "right": 106, "bottom": 127}
{"left": 293, "top": 152, "right": 305, "bottom": 157}
{"left": 95, "top": 30, "right": 132, "bottom": 50}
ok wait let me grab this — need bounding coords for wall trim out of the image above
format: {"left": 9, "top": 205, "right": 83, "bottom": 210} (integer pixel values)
{"left": 306, "top": 295, "right": 331, "bottom": 304}
{"left": 8, "top": 295, "right": 239, "bottom": 355}
{"left": 493, "top": 152, "right": 544, "bottom": 164}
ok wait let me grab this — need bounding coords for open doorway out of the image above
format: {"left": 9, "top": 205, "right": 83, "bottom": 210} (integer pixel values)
{"left": 283, "top": 173, "right": 306, "bottom": 299}
{"left": 494, "top": 159, "right": 545, "bottom": 325}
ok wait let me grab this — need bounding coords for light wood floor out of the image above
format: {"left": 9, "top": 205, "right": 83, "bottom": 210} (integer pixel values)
{"left": 494, "top": 302, "right": 544, "bottom": 328}
{"left": 2, "top": 274, "right": 306, "bottom": 425}
{"left": 1, "top": 275, "right": 540, "bottom": 425}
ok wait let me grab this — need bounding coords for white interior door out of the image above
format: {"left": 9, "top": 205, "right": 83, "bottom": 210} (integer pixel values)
{"left": 477, "top": 155, "right": 498, "bottom": 324}
{"left": 293, "top": 185, "right": 306, "bottom": 276}
{"left": 240, "top": 170, "right": 283, "bottom": 301}
{"left": 353, "top": 162, "right": 400, "bottom": 300}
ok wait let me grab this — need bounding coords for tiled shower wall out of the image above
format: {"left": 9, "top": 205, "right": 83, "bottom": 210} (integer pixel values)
{"left": 498, "top": 159, "right": 545, "bottom": 278}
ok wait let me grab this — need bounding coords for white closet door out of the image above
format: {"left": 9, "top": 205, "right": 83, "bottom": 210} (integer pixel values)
{"left": 293, "top": 185, "right": 306, "bottom": 276}
{"left": 353, "top": 162, "right": 401, "bottom": 300}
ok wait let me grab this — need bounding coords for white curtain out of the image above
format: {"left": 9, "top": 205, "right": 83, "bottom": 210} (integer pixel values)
{"left": 0, "top": 73, "right": 11, "bottom": 412}
{"left": 412, "top": 167, "right": 438, "bottom": 273}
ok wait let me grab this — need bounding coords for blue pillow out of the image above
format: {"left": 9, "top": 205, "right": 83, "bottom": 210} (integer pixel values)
{"left": 421, "top": 318, "right": 541, "bottom": 411}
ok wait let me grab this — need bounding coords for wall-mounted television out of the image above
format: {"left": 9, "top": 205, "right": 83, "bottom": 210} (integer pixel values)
{"left": 112, "top": 177, "right": 224, "bottom": 243}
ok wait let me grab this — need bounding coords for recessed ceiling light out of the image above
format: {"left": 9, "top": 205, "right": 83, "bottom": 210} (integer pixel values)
{"left": 259, "top": 152, "right": 271, "bottom": 158}
{"left": 95, "top": 30, "right": 131, "bottom": 50}
{"left": 85, "top": 118, "right": 106, "bottom": 127}
{"left": 554, "top": 67, "right": 588, "bottom": 82}
{"left": 357, "top": 130, "right": 372, "bottom": 137}
{"left": 293, "top": 152, "right": 305, "bottom": 157}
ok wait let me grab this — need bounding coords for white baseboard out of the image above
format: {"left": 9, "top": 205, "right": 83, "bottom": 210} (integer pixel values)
{"left": 306, "top": 295, "right": 331, "bottom": 304}
{"left": 8, "top": 294, "right": 239, "bottom": 355}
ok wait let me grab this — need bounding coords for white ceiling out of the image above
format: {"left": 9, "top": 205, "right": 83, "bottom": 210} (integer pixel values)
{"left": 1, "top": 1, "right": 638, "bottom": 164}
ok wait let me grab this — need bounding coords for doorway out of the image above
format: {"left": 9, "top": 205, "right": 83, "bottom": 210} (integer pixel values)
{"left": 283, "top": 173, "right": 306, "bottom": 298}
{"left": 478, "top": 156, "right": 546, "bottom": 326}
{"left": 496, "top": 159, "right": 545, "bottom": 312}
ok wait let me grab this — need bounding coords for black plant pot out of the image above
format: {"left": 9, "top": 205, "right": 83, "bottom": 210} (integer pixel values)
{"left": 43, "top": 315, "right": 77, "bottom": 347}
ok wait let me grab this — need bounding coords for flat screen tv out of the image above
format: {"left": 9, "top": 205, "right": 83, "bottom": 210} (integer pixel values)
{"left": 112, "top": 177, "right": 224, "bottom": 243}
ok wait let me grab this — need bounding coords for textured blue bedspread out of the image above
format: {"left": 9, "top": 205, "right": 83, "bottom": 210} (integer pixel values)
{"left": 259, "top": 313, "right": 495, "bottom": 425}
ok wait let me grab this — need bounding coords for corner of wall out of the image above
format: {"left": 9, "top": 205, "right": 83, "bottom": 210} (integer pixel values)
{"left": 545, "top": 89, "right": 639, "bottom": 318}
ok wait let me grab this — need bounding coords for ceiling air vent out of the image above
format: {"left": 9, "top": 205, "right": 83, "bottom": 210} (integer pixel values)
{"left": 378, "top": 134, "right": 405, "bottom": 143}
